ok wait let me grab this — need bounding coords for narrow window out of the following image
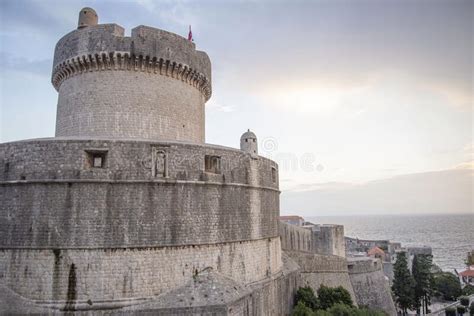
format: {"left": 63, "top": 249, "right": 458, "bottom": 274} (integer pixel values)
{"left": 205, "top": 155, "right": 221, "bottom": 174}
{"left": 85, "top": 150, "right": 108, "bottom": 168}
{"left": 271, "top": 167, "right": 277, "bottom": 183}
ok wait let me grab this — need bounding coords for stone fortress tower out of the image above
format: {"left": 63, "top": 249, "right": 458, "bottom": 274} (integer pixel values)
{"left": 53, "top": 7, "right": 211, "bottom": 142}
{"left": 0, "top": 8, "right": 293, "bottom": 314}
{"left": 0, "top": 8, "right": 396, "bottom": 315}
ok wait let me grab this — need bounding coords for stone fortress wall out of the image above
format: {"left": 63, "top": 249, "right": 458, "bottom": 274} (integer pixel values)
{"left": 287, "top": 250, "right": 357, "bottom": 303}
{"left": 279, "top": 221, "right": 397, "bottom": 315}
{"left": 312, "top": 224, "right": 345, "bottom": 257}
{"left": 279, "top": 222, "right": 357, "bottom": 303}
{"left": 0, "top": 139, "right": 279, "bottom": 248}
{"left": 279, "top": 221, "right": 313, "bottom": 252}
{"left": 348, "top": 258, "right": 397, "bottom": 314}
{"left": 1, "top": 239, "right": 282, "bottom": 303}
{"left": 278, "top": 221, "right": 345, "bottom": 257}
{"left": 0, "top": 138, "right": 282, "bottom": 304}
{"left": 53, "top": 23, "right": 211, "bottom": 142}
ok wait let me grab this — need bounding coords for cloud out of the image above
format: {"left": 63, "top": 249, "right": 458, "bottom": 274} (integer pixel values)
{"left": 455, "top": 161, "right": 474, "bottom": 170}
{"left": 135, "top": 0, "right": 200, "bottom": 29}
{"left": 462, "top": 143, "right": 474, "bottom": 160}
{"left": 207, "top": 99, "right": 235, "bottom": 113}
{"left": 281, "top": 166, "right": 473, "bottom": 216}
{"left": 135, "top": 0, "right": 157, "bottom": 12}
{"left": 0, "top": 52, "right": 52, "bottom": 77}
{"left": 288, "top": 182, "right": 356, "bottom": 192}
{"left": 0, "top": 0, "right": 75, "bottom": 37}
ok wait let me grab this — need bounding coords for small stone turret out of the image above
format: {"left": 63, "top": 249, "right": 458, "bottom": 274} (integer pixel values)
{"left": 77, "top": 7, "right": 98, "bottom": 29}
{"left": 240, "top": 129, "right": 258, "bottom": 155}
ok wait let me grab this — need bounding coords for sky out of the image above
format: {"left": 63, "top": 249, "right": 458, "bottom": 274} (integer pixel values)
{"left": 0, "top": 0, "right": 472, "bottom": 216}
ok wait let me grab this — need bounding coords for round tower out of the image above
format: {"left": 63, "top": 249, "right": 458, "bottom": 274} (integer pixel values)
{"left": 240, "top": 129, "right": 258, "bottom": 155}
{"left": 53, "top": 8, "right": 211, "bottom": 143}
{"left": 0, "top": 8, "right": 286, "bottom": 313}
{"left": 77, "top": 7, "right": 98, "bottom": 29}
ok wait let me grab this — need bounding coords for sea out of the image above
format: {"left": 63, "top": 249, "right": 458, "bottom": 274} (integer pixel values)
{"left": 306, "top": 213, "right": 474, "bottom": 272}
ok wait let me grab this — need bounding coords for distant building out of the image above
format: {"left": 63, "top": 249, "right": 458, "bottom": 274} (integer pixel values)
{"left": 345, "top": 237, "right": 433, "bottom": 286}
{"left": 456, "top": 266, "right": 474, "bottom": 286}
{"left": 467, "top": 250, "right": 474, "bottom": 266}
{"left": 345, "top": 237, "right": 390, "bottom": 254}
{"left": 368, "top": 246, "right": 386, "bottom": 260}
{"left": 406, "top": 246, "right": 432, "bottom": 257}
{"left": 279, "top": 215, "right": 305, "bottom": 226}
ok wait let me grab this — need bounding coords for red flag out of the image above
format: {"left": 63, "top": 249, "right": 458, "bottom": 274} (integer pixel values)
{"left": 188, "top": 25, "right": 193, "bottom": 41}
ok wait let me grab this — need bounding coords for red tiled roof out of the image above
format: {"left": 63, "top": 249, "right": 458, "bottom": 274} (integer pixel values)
{"left": 368, "top": 246, "right": 385, "bottom": 256}
{"left": 279, "top": 215, "right": 304, "bottom": 220}
{"left": 459, "top": 268, "right": 474, "bottom": 277}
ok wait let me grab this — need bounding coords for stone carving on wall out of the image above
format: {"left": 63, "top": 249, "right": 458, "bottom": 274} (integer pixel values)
{"left": 152, "top": 148, "right": 168, "bottom": 178}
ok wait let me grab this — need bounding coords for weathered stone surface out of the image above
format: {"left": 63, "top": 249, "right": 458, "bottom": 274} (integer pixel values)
{"left": 123, "top": 270, "right": 250, "bottom": 313}
{"left": 279, "top": 222, "right": 397, "bottom": 315}
{"left": 348, "top": 258, "right": 397, "bottom": 315}
{"left": 312, "top": 224, "right": 346, "bottom": 257}
{"left": 53, "top": 25, "right": 211, "bottom": 79}
{"left": 55, "top": 71, "right": 206, "bottom": 142}
{"left": 279, "top": 221, "right": 345, "bottom": 257}
{"left": 0, "top": 139, "right": 279, "bottom": 248}
{"left": 0, "top": 284, "right": 54, "bottom": 315}
{"left": 286, "top": 250, "right": 357, "bottom": 303}
{"left": 279, "top": 221, "right": 313, "bottom": 252}
{"left": 1, "top": 238, "right": 281, "bottom": 303}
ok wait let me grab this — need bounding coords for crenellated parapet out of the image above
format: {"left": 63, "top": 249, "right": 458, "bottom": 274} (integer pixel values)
{"left": 52, "top": 52, "right": 211, "bottom": 100}
{"left": 52, "top": 24, "right": 211, "bottom": 99}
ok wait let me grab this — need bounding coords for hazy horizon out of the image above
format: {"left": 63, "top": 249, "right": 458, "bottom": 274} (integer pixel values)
{"left": 1, "top": 0, "right": 472, "bottom": 216}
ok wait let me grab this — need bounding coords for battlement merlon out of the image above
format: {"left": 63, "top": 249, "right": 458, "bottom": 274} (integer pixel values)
{"left": 51, "top": 23, "right": 212, "bottom": 99}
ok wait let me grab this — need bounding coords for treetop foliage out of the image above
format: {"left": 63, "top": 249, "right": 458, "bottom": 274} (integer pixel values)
{"left": 292, "top": 285, "right": 385, "bottom": 316}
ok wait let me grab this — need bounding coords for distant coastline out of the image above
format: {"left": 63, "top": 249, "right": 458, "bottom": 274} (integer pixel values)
{"left": 306, "top": 213, "right": 474, "bottom": 271}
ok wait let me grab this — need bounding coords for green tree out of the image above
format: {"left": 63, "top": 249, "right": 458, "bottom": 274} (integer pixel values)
{"left": 392, "top": 252, "right": 415, "bottom": 315}
{"left": 433, "top": 272, "right": 462, "bottom": 300}
{"left": 457, "top": 306, "right": 466, "bottom": 315}
{"left": 295, "top": 286, "right": 320, "bottom": 310}
{"left": 462, "top": 284, "right": 474, "bottom": 296}
{"left": 460, "top": 296, "right": 470, "bottom": 307}
{"left": 445, "top": 307, "right": 456, "bottom": 316}
{"left": 326, "top": 303, "right": 355, "bottom": 316}
{"left": 292, "top": 301, "right": 315, "bottom": 316}
{"left": 352, "top": 308, "right": 387, "bottom": 316}
{"left": 292, "top": 286, "right": 384, "bottom": 316}
{"left": 412, "top": 254, "right": 434, "bottom": 314}
{"left": 469, "top": 302, "right": 474, "bottom": 316}
{"left": 314, "top": 310, "right": 332, "bottom": 316}
{"left": 324, "top": 303, "right": 386, "bottom": 316}
{"left": 317, "top": 285, "right": 353, "bottom": 310}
